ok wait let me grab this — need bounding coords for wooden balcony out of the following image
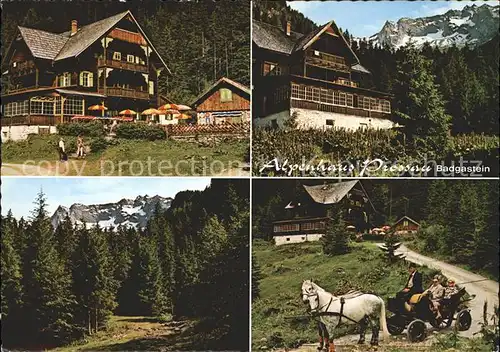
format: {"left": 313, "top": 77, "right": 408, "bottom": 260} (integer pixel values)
{"left": 2, "top": 85, "right": 54, "bottom": 96}
{"left": 291, "top": 99, "right": 389, "bottom": 119}
{"left": 98, "top": 87, "right": 150, "bottom": 100}
{"left": 305, "top": 51, "right": 349, "bottom": 72}
{"left": 1, "top": 115, "right": 60, "bottom": 126}
{"left": 9, "top": 61, "right": 36, "bottom": 76}
{"left": 98, "top": 58, "right": 148, "bottom": 73}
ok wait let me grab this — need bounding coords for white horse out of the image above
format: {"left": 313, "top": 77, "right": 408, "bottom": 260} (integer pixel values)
{"left": 301, "top": 280, "right": 389, "bottom": 351}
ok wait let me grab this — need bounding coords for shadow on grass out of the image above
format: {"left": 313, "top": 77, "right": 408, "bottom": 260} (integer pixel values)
{"left": 82, "top": 319, "right": 248, "bottom": 351}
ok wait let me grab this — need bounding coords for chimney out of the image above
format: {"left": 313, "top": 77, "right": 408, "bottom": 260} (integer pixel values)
{"left": 71, "top": 20, "right": 78, "bottom": 36}
{"left": 286, "top": 21, "right": 291, "bottom": 36}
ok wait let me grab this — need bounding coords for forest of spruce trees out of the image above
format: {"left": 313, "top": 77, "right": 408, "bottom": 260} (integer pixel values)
{"left": 1, "top": 179, "right": 249, "bottom": 350}
{"left": 1, "top": 0, "right": 250, "bottom": 105}
{"left": 252, "top": 179, "right": 499, "bottom": 280}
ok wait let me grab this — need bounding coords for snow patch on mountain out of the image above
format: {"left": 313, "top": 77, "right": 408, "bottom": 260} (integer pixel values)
{"left": 51, "top": 195, "right": 172, "bottom": 230}
{"left": 364, "top": 4, "right": 499, "bottom": 49}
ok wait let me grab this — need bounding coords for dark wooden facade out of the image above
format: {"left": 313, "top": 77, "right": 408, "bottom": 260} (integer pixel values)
{"left": 272, "top": 181, "right": 373, "bottom": 240}
{"left": 1, "top": 11, "right": 170, "bottom": 126}
{"left": 252, "top": 20, "right": 392, "bottom": 121}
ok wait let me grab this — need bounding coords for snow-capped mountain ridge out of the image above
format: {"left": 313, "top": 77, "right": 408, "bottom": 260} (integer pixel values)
{"left": 51, "top": 195, "right": 172, "bottom": 230}
{"left": 366, "top": 4, "right": 499, "bottom": 49}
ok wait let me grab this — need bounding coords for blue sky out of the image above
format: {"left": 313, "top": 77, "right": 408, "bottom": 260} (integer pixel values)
{"left": 1, "top": 177, "right": 211, "bottom": 219}
{"left": 287, "top": 1, "right": 499, "bottom": 37}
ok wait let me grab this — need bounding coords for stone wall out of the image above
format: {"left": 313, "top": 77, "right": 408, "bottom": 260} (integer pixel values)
{"left": 273, "top": 233, "right": 324, "bottom": 246}
{"left": 1, "top": 125, "right": 57, "bottom": 142}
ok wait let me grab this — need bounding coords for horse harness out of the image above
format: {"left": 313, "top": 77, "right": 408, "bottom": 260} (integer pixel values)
{"left": 311, "top": 295, "right": 360, "bottom": 328}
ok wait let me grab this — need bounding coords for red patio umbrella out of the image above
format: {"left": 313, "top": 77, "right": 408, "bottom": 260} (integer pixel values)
{"left": 158, "top": 103, "right": 179, "bottom": 110}
{"left": 119, "top": 109, "right": 137, "bottom": 115}
{"left": 88, "top": 105, "right": 108, "bottom": 111}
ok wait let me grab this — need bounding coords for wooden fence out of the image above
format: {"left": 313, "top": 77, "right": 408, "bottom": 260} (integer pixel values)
{"left": 163, "top": 123, "right": 250, "bottom": 136}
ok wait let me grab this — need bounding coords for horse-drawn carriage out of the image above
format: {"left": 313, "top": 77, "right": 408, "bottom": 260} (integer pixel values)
{"left": 386, "top": 287, "right": 473, "bottom": 342}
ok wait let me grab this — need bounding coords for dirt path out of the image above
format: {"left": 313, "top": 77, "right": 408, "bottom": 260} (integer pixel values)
{"left": 52, "top": 316, "right": 199, "bottom": 351}
{"left": 280, "top": 245, "right": 499, "bottom": 351}
{"left": 1, "top": 163, "right": 55, "bottom": 176}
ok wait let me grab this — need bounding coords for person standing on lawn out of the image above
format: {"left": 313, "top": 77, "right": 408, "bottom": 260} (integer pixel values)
{"left": 58, "top": 137, "right": 67, "bottom": 161}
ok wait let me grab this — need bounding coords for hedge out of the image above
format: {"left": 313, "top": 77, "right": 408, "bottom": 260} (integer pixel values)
{"left": 57, "top": 121, "right": 105, "bottom": 137}
{"left": 115, "top": 123, "right": 166, "bottom": 140}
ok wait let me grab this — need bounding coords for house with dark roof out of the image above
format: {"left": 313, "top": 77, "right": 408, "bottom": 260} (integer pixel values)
{"left": 272, "top": 180, "right": 374, "bottom": 245}
{"left": 191, "top": 77, "right": 250, "bottom": 125}
{"left": 253, "top": 20, "right": 396, "bottom": 131}
{"left": 1, "top": 11, "right": 170, "bottom": 140}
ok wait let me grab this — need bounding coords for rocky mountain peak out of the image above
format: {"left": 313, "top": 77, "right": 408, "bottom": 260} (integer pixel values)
{"left": 367, "top": 4, "right": 499, "bottom": 49}
{"left": 51, "top": 195, "right": 172, "bottom": 230}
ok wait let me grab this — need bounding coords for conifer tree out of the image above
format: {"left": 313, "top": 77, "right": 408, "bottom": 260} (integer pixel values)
{"left": 21, "top": 191, "right": 76, "bottom": 344}
{"left": 71, "top": 225, "right": 117, "bottom": 335}
{"left": 322, "top": 207, "right": 351, "bottom": 256}
{"left": 394, "top": 46, "right": 451, "bottom": 157}
{"left": 1, "top": 211, "right": 24, "bottom": 345}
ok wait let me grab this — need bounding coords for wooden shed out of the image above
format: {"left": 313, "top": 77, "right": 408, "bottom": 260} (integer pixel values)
{"left": 393, "top": 216, "right": 420, "bottom": 235}
{"left": 191, "top": 77, "right": 250, "bottom": 125}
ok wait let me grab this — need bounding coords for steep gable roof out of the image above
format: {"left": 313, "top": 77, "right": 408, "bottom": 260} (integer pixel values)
{"left": 253, "top": 19, "right": 361, "bottom": 66}
{"left": 55, "top": 11, "right": 128, "bottom": 61}
{"left": 17, "top": 26, "right": 69, "bottom": 60}
{"left": 191, "top": 77, "right": 250, "bottom": 107}
{"left": 303, "top": 180, "right": 359, "bottom": 204}
{"left": 394, "top": 216, "right": 420, "bottom": 227}
{"left": 9, "top": 11, "right": 170, "bottom": 73}
{"left": 252, "top": 20, "right": 302, "bottom": 55}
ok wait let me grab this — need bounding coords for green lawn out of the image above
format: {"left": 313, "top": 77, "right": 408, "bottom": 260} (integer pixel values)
{"left": 251, "top": 240, "right": 440, "bottom": 350}
{"left": 2, "top": 134, "right": 249, "bottom": 176}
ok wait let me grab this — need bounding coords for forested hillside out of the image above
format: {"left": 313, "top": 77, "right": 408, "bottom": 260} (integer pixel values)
{"left": 1, "top": 0, "right": 250, "bottom": 104}
{"left": 252, "top": 180, "right": 499, "bottom": 279}
{"left": 1, "top": 179, "right": 249, "bottom": 350}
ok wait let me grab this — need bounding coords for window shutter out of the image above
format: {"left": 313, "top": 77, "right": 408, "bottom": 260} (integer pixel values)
{"left": 89, "top": 72, "right": 94, "bottom": 87}
{"left": 79, "top": 72, "right": 84, "bottom": 86}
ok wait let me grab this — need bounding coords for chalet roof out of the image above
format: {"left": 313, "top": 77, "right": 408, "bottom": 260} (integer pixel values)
{"left": 394, "top": 215, "right": 420, "bottom": 227}
{"left": 55, "top": 11, "right": 128, "bottom": 61}
{"left": 351, "top": 63, "right": 371, "bottom": 74}
{"left": 252, "top": 20, "right": 300, "bottom": 54}
{"left": 11, "top": 11, "right": 170, "bottom": 73}
{"left": 191, "top": 77, "right": 250, "bottom": 107}
{"left": 303, "top": 180, "right": 359, "bottom": 204}
{"left": 18, "top": 27, "right": 68, "bottom": 60}
{"left": 253, "top": 19, "right": 360, "bottom": 65}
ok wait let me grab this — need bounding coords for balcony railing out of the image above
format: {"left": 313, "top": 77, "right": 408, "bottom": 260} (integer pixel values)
{"left": 98, "top": 87, "right": 150, "bottom": 100}
{"left": 98, "top": 58, "right": 148, "bottom": 73}
{"left": 306, "top": 51, "right": 349, "bottom": 72}
{"left": 1, "top": 115, "right": 60, "bottom": 126}
{"left": 291, "top": 99, "right": 389, "bottom": 119}
{"left": 2, "top": 85, "right": 54, "bottom": 95}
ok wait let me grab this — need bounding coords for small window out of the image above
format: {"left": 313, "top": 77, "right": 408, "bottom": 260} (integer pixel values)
{"left": 326, "top": 119, "right": 334, "bottom": 126}
{"left": 12, "top": 62, "right": 17, "bottom": 67}
{"left": 286, "top": 238, "right": 290, "bottom": 241}
{"left": 59, "top": 72, "right": 71, "bottom": 87}
{"left": 148, "top": 81, "right": 154, "bottom": 95}
{"left": 220, "top": 88, "right": 232, "bottom": 102}
{"left": 113, "top": 52, "right": 121, "bottom": 61}
{"left": 135, "top": 56, "right": 140, "bottom": 64}
{"left": 301, "top": 237, "right": 305, "bottom": 240}
{"left": 127, "top": 55, "right": 135, "bottom": 63}
{"left": 79, "top": 71, "right": 93, "bottom": 87}
{"left": 403, "top": 220, "right": 409, "bottom": 227}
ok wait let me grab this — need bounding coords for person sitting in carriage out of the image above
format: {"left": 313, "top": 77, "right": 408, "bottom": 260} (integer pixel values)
{"left": 443, "top": 279, "right": 459, "bottom": 301}
{"left": 423, "top": 275, "right": 445, "bottom": 319}
{"left": 396, "top": 263, "right": 423, "bottom": 302}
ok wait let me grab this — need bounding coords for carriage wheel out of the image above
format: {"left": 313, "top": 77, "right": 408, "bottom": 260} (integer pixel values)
{"left": 407, "top": 319, "right": 427, "bottom": 342}
{"left": 387, "top": 315, "right": 405, "bottom": 335}
{"left": 455, "top": 309, "right": 472, "bottom": 331}
{"left": 430, "top": 315, "right": 453, "bottom": 329}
